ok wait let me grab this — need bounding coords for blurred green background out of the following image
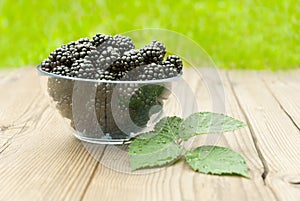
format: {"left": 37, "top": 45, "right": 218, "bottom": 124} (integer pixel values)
{"left": 0, "top": 0, "right": 299, "bottom": 70}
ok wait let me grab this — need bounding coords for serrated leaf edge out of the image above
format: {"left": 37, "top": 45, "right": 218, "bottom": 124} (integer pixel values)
{"left": 130, "top": 142, "right": 183, "bottom": 171}
{"left": 185, "top": 145, "right": 250, "bottom": 178}
{"left": 180, "top": 112, "right": 247, "bottom": 141}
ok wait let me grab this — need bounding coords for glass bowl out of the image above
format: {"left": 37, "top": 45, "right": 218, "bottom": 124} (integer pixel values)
{"left": 37, "top": 65, "right": 182, "bottom": 144}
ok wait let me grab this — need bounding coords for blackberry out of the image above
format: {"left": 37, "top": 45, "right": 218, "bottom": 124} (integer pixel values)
{"left": 70, "top": 59, "right": 120, "bottom": 81}
{"left": 41, "top": 59, "right": 52, "bottom": 73}
{"left": 161, "top": 61, "right": 178, "bottom": 78}
{"left": 123, "top": 62, "right": 178, "bottom": 81}
{"left": 101, "top": 70, "right": 122, "bottom": 80}
{"left": 68, "top": 50, "right": 98, "bottom": 79}
{"left": 41, "top": 38, "right": 95, "bottom": 76}
{"left": 145, "top": 40, "right": 166, "bottom": 56}
{"left": 92, "top": 35, "right": 125, "bottom": 74}
{"left": 96, "top": 46, "right": 121, "bottom": 71}
{"left": 108, "top": 49, "right": 144, "bottom": 80}
{"left": 111, "top": 83, "right": 164, "bottom": 131}
{"left": 140, "top": 48, "right": 163, "bottom": 64}
{"left": 166, "top": 55, "right": 183, "bottom": 73}
{"left": 47, "top": 78, "right": 74, "bottom": 120}
{"left": 76, "top": 59, "right": 95, "bottom": 79}
{"left": 92, "top": 33, "right": 111, "bottom": 47}
{"left": 93, "top": 34, "right": 134, "bottom": 54}
{"left": 84, "top": 49, "right": 101, "bottom": 66}
{"left": 113, "top": 35, "right": 135, "bottom": 54}
{"left": 52, "top": 65, "right": 71, "bottom": 76}
{"left": 140, "top": 41, "right": 166, "bottom": 64}
{"left": 138, "top": 63, "right": 165, "bottom": 80}
{"left": 128, "top": 84, "right": 165, "bottom": 127}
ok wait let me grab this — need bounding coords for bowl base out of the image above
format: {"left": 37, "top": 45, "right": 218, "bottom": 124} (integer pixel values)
{"left": 73, "top": 132, "right": 132, "bottom": 145}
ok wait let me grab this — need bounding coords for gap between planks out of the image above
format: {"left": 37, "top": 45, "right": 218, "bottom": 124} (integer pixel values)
{"left": 225, "top": 71, "right": 270, "bottom": 183}
{"left": 227, "top": 70, "right": 300, "bottom": 201}
{"left": 259, "top": 70, "right": 300, "bottom": 131}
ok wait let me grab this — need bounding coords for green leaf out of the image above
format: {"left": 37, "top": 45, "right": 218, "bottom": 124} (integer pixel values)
{"left": 154, "top": 116, "right": 183, "bottom": 140}
{"left": 185, "top": 146, "right": 249, "bottom": 178}
{"left": 179, "top": 112, "right": 246, "bottom": 141}
{"left": 129, "top": 131, "right": 183, "bottom": 171}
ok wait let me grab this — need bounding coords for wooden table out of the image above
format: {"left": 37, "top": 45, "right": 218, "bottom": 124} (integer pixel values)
{"left": 0, "top": 67, "right": 299, "bottom": 201}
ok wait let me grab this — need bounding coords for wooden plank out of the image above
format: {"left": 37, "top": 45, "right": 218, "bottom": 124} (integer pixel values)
{"left": 0, "top": 67, "right": 104, "bottom": 201}
{"left": 259, "top": 70, "right": 300, "bottom": 129}
{"left": 228, "top": 70, "right": 300, "bottom": 201}
{"left": 191, "top": 69, "right": 275, "bottom": 201}
{"left": 82, "top": 68, "right": 275, "bottom": 201}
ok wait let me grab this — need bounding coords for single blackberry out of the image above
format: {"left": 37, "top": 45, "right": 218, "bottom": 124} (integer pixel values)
{"left": 41, "top": 47, "right": 72, "bottom": 73}
{"left": 70, "top": 58, "right": 120, "bottom": 81}
{"left": 93, "top": 34, "right": 134, "bottom": 54}
{"left": 69, "top": 58, "right": 98, "bottom": 80}
{"left": 41, "top": 38, "right": 96, "bottom": 76}
{"left": 128, "top": 84, "right": 165, "bottom": 127}
{"left": 140, "top": 63, "right": 165, "bottom": 80}
{"left": 47, "top": 78, "right": 74, "bottom": 120}
{"left": 73, "top": 45, "right": 93, "bottom": 60}
{"left": 145, "top": 40, "right": 166, "bottom": 56}
{"left": 92, "top": 34, "right": 111, "bottom": 47}
{"left": 96, "top": 46, "right": 121, "bottom": 71}
{"left": 166, "top": 55, "right": 183, "bottom": 73}
{"left": 108, "top": 49, "right": 144, "bottom": 80}
{"left": 139, "top": 41, "right": 166, "bottom": 64}
{"left": 113, "top": 35, "right": 135, "bottom": 55}
{"left": 124, "top": 62, "right": 178, "bottom": 81}
{"left": 161, "top": 61, "right": 178, "bottom": 78}
{"left": 69, "top": 49, "right": 99, "bottom": 79}
{"left": 91, "top": 36, "right": 126, "bottom": 74}
{"left": 84, "top": 49, "right": 101, "bottom": 66}
{"left": 101, "top": 70, "right": 122, "bottom": 80}
{"left": 76, "top": 37, "right": 91, "bottom": 44}
{"left": 94, "top": 35, "right": 119, "bottom": 53}
{"left": 65, "top": 38, "right": 94, "bottom": 62}
{"left": 140, "top": 47, "right": 163, "bottom": 64}
{"left": 122, "top": 49, "right": 144, "bottom": 69}
{"left": 76, "top": 59, "right": 95, "bottom": 79}
{"left": 69, "top": 59, "right": 83, "bottom": 77}
{"left": 51, "top": 65, "right": 72, "bottom": 76}
{"left": 41, "top": 59, "right": 52, "bottom": 73}
{"left": 109, "top": 83, "right": 164, "bottom": 131}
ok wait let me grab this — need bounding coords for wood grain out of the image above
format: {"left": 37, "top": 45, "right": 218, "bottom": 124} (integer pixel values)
{"left": 0, "top": 68, "right": 102, "bottom": 201}
{"left": 0, "top": 67, "right": 299, "bottom": 201}
{"left": 228, "top": 70, "right": 300, "bottom": 201}
{"left": 259, "top": 70, "right": 300, "bottom": 129}
{"left": 82, "top": 68, "right": 275, "bottom": 201}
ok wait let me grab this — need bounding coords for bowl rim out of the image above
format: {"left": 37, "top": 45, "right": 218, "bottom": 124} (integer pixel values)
{"left": 37, "top": 65, "right": 182, "bottom": 84}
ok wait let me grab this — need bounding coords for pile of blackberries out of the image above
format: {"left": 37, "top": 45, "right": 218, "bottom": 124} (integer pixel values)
{"left": 41, "top": 33, "right": 183, "bottom": 140}
{"left": 41, "top": 33, "right": 183, "bottom": 81}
